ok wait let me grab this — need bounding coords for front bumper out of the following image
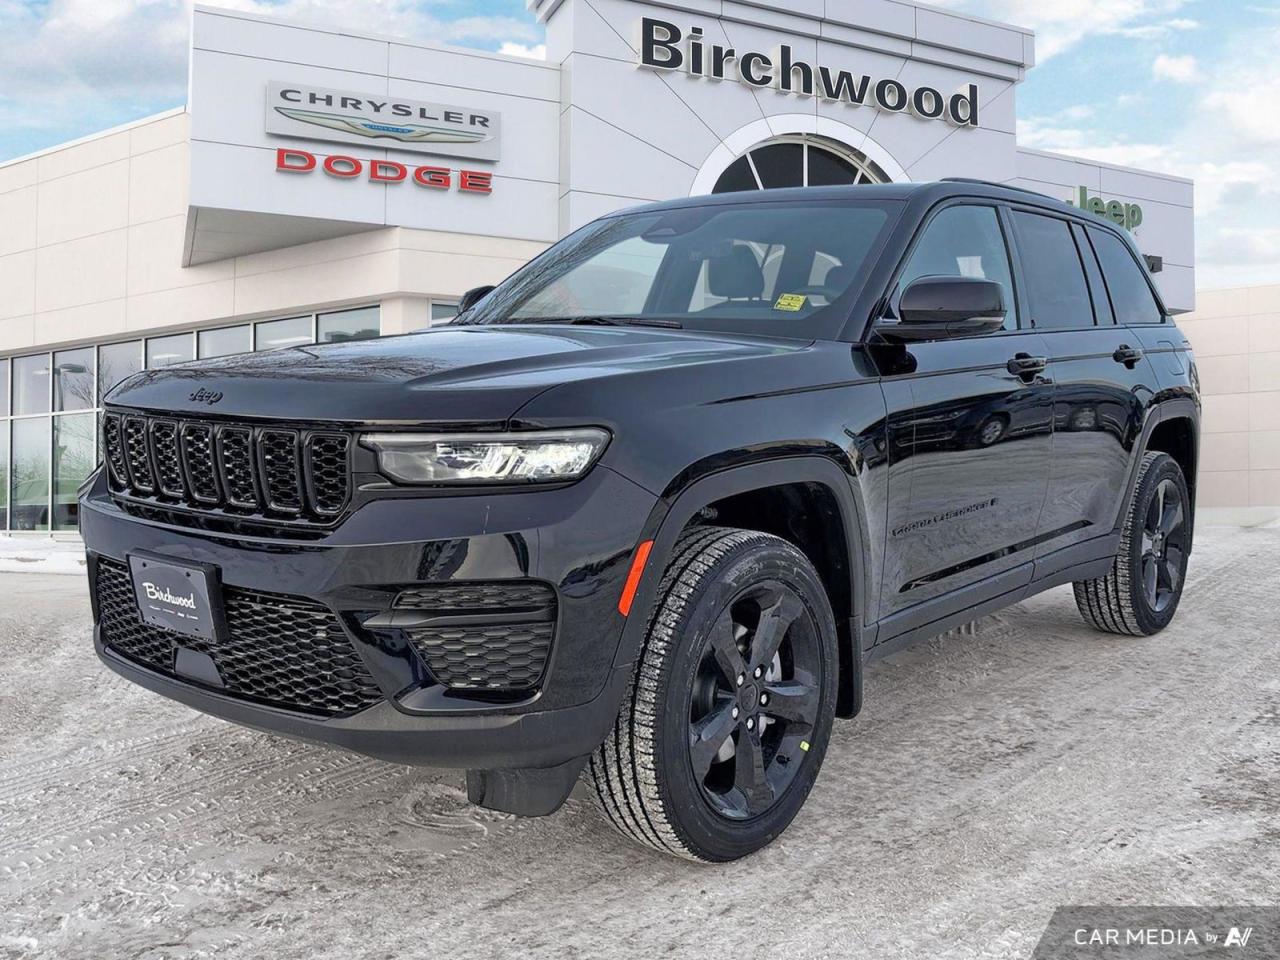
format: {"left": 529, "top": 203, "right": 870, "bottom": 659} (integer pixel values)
{"left": 81, "top": 463, "right": 657, "bottom": 772}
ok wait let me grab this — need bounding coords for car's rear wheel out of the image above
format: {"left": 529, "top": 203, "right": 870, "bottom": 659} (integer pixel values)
{"left": 589, "top": 526, "right": 838, "bottom": 862}
{"left": 1073, "top": 451, "right": 1191, "bottom": 636}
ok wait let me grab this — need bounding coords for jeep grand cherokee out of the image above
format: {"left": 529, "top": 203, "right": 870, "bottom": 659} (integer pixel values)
{"left": 81, "top": 180, "right": 1199, "bottom": 861}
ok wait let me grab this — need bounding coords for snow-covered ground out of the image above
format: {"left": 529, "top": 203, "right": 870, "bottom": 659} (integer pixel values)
{"left": 1, "top": 525, "right": 1277, "bottom": 959}
{"left": 0, "top": 536, "right": 86, "bottom": 576}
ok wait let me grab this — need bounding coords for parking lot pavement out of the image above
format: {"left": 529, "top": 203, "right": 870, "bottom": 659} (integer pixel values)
{"left": 2, "top": 523, "right": 1278, "bottom": 960}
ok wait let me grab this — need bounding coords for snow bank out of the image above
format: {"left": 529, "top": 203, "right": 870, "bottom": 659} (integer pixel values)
{"left": 0, "top": 536, "right": 87, "bottom": 576}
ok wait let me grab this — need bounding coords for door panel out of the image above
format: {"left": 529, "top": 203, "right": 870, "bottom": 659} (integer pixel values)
{"left": 1035, "top": 328, "right": 1158, "bottom": 559}
{"left": 878, "top": 332, "right": 1054, "bottom": 620}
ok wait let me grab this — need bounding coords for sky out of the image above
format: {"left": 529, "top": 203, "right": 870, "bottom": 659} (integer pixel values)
{"left": 1, "top": 0, "right": 1277, "bottom": 290}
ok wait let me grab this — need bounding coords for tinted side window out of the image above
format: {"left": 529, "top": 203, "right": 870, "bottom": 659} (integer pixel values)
{"left": 1090, "top": 229, "right": 1164, "bottom": 325}
{"left": 1012, "top": 212, "right": 1093, "bottom": 330}
{"left": 897, "top": 205, "right": 1018, "bottom": 331}
{"left": 1072, "top": 222, "right": 1114, "bottom": 325}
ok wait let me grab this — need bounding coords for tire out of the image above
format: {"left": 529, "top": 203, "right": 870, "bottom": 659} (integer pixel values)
{"left": 1073, "top": 451, "right": 1191, "bottom": 636}
{"left": 589, "top": 526, "right": 839, "bottom": 862}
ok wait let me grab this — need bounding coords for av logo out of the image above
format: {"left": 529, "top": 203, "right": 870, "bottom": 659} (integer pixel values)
{"left": 1224, "top": 927, "right": 1253, "bottom": 947}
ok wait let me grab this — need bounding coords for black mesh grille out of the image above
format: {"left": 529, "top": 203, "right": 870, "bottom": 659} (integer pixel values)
{"left": 407, "top": 622, "right": 554, "bottom": 691}
{"left": 218, "top": 427, "right": 258, "bottom": 509}
{"left": 260, "top": 429, "right": 303, "bottom": 513}
{"left": 123, "top": 416, "right": 155, "bottom": 492}
{"left": 395, "top": 581, "right": 557, "bottom": 693}
{"left": 101, "top": 410, "right": 351, "bottom": 527}
{"left": 181, "top": 423, "right": 219, "bottom": 504}
{"left": 306, "top": 434, "right": 351, "bottom": 516}
{"left": 151, "top": 420, "right": 185, "bottom": 499}
{"left": 395, "top": 582, "right": 554, "bottom": 611}
{"left": 102, "top": 415, "right": 129, "bottom": 486}
{"left": 95, "top": 558, "right": 382, "bottom": 718}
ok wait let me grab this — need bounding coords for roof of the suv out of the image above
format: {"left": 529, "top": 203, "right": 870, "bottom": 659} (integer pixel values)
{"left": 604, "top": 179, "right": 1077, "bottom": 218}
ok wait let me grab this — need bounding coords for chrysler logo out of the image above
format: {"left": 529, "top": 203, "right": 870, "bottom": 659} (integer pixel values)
{"left": 274, "top": 107, "right": 492, "bottom": 146}
{"left": 189, "top": 388, "right": 224, "bottom": 405}
{"left": 266, "top": 82, "right": 502, "bottom": 161}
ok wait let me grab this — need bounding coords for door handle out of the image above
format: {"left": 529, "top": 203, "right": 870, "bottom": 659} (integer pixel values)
{"left": 1007, "top": 353, "right": 1048, "bottom": 380}
{"left": 1113, "top": 344, "right": 1144, "bottom": 368}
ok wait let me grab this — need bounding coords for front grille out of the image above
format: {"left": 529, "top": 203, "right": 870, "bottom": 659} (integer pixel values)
{"left": 102, "top": 411, "right": 351, "bottom": 527}
{"left": 396, "top": 581, "right": 557, "bottom": 693}
{"left": 95, "top": 558, "right": 382, "bottom": 718}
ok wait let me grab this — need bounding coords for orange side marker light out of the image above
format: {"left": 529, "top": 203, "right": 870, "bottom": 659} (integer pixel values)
{"left": 618, "top": 539, "right": 655, "bottom": 617}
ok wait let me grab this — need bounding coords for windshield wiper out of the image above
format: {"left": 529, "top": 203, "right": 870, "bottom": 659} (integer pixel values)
{"left": 507, "top": 316, "right": 684, "bottom": 329}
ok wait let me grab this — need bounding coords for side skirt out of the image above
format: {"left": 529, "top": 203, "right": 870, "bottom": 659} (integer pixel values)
{"left": 865, "top": 533, "right": 1119, "bottom": 664}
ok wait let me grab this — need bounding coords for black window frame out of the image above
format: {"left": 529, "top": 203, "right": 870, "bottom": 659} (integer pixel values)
{"left": 874, "top": 198, "right": 1027, "bottom": 340}
{"left": 1007, "top": 206, "right": 1099, "bottom": 333}
{"left": 1071, "top": 221, "right": 1114, "bottom": 326}
{"left": 1085, "top": 224, "right": 1169, "bottom": 326}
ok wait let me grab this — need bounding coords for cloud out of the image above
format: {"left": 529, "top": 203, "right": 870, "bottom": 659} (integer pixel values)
{"left": 1152, "top": 53, "right": 1199, "bottom": 82}
{"left": 498, "top": 41, "right": 547, "bottom": 59}
{"left": 927, "top": 0, "right": 1196, "bottom": 59}
{"left": 0, "top": 0, "right": 543, "bottom": 159}
{"left": 1020, "top": 21, "right": 1280, "bottom": 287}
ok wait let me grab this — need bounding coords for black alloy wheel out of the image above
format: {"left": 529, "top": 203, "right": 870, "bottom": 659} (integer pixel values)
{"left": 688, "top": 583, "right": 821, "bottom": 820}
{"left": 1140, "top": 477, "right": 1187, "bottom": 614}
{"left": 589, "top": 526, "right": 838, "bottom": 861}
{"left": 1074, "top": 451, "right": 1192, "bottom": 636}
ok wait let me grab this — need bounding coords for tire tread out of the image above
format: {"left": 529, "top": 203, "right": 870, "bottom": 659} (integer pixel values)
{"left": 587, "top": 526, "right": 797, "bottom": 861}
{"left": 1073, "top": 451, "right": 1175, "bottom": 637}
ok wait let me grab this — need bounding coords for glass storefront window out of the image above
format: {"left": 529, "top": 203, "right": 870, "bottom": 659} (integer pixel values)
{"left": 13, "top": 354, "right": 51, "bottom": 416}
{"left": 53, "top": 347, "right": 95, "bottom": 412}
{"left": 318, "top": 307, "right": 379, "bottom": 343}
{"left": 0, "top": 424, "right": 8, "bottom": 529}
{"left": 98, "top": 341, "right": 142, "bottom": 404}
{"left": 147, "top": 333, "right": 194, "bottom": 369}
{"left": 256, "top": 316, "right": 312, "bottom": 351}
{"left": 198, "top": 325, "right": 251, "bottom": 359}
{"left": 0, "top": 305, "right": 380, "bottom": 532}
{"left": 10, "top": 418, "right": 50, "bottom": 532}
{"left": 431, "top": 302, "right": 459, "bottom": 323}
{"left": 53, "top": 414, "right": 95, "bottom": 531}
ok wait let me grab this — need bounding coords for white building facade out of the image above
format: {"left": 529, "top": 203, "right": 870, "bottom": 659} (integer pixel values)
{"left": 0, "top": 0, "right": 1199, "bottom": 532}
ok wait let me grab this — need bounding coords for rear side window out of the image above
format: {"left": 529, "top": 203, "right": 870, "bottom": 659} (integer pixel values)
{"left": 1012, "top": 212, "right": 1093, "bottom": 330}
{"left": 1090, "top": 229, "right": 1164, "bottom": 325}
{"left": 896, "top": 204, "right": 1018, "bottom": 331}
{"left": 1072, "top": 222, "right": 1114, "bottom": 325}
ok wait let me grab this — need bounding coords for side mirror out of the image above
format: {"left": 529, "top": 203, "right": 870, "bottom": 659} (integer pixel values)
{"left": 458, "top": 284, "right": 496, "bottom": 315}
{"left": 881, "top": 276, "right": 1007, "bottom": 342}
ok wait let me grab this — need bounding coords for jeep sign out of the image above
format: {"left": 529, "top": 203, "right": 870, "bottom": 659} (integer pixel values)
{"left": 265, "top": 82, "right": 502, "bottom": 162}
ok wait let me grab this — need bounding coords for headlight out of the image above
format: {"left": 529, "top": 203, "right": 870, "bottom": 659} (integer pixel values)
{"left": 361, "top": 428, "right": 610, "bottom": 485}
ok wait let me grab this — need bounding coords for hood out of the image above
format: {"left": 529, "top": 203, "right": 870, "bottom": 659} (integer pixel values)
{"left": 105, "top": 325, "right": 807, "bottom": 424}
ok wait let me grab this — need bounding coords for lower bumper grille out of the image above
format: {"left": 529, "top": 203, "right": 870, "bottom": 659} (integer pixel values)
{"left": 95, "top": 558, "right": 382, "bottom": 718}
{"left": 396, "top": 581, "right": 557, "bottom": 693}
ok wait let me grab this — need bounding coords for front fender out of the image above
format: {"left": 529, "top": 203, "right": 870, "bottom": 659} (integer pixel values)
{"left": 609, "top": 455, "right": 873, "bottom": 718}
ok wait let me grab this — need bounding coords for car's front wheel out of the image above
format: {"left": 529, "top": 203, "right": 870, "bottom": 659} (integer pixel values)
{"left": 589, "top": 526, "right": 838, "bottom": 862}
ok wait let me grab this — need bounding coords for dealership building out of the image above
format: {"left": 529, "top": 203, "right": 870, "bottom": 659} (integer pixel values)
{"left": 5, "top": 0, "right": 1267, "bottom": 536}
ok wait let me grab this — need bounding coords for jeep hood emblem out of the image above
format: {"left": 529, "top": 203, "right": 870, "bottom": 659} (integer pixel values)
{"left": 189, "top": 388, "right": 224, "bottom": 405}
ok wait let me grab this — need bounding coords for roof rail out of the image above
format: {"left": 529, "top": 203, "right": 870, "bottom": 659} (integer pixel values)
{"left": 940, "top": 177, "right": 1056, "bottom": 201}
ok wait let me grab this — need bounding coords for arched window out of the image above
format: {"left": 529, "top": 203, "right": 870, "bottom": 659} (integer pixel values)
{"left": 713, "top": 135, "right": 890, "bottom": 194}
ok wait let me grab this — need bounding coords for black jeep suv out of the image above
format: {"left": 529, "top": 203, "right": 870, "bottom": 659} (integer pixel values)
{"left": 81, "top": 181, "right": 1199, "bottom": 862}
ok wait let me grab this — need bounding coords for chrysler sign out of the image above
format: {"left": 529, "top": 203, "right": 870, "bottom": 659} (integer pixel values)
{"left": 265, "top": 82, "right": 502, "bottom": 161}
{"left": 637, "top": 18, "right": 980, "bottom": 127}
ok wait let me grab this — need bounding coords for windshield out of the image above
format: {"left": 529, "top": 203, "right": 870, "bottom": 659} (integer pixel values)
{"left": 461, "top": 198, "right": 900, "bottom": 339}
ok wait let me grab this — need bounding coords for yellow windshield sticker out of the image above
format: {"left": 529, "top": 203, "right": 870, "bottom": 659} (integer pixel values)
{"left": 774, "top": 293, "right": 807, "bottom": 312}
